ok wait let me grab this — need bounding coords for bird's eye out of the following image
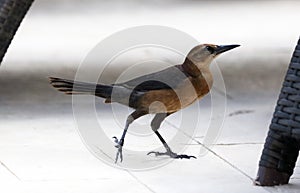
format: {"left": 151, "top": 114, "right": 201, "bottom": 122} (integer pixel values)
{"left": 206, "top": 46, "right": 215, "bottom": 54}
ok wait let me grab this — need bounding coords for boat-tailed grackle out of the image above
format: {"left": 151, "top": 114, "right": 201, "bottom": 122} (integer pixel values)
{"left": 49, "top": 44, "right": 239, "bottom": 163}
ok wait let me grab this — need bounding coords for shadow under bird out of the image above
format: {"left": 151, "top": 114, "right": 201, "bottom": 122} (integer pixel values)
{"left": 49, "top": 44, "right": 239, "bottom": 163}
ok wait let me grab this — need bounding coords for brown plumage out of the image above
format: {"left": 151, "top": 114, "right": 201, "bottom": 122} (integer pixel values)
{"left": 49, "top": 44, "right": 239, "bottom": 163}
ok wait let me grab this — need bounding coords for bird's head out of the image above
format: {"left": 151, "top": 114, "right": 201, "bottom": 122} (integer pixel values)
{"left": 187, "top": 44, "right": 240, "bottom": 69}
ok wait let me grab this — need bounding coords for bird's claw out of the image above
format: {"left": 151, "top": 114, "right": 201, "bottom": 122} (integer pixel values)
{"left": 175, "top": 154, "right": 196, "bottom": 159}
{"left": 147, "top": 151, "right": 196, "bottom": 159}
{"left": 112, "top": 136, "right": 119, "bottom": 144}
{"left": 113, "top": 136, "right": 123, "bottom": 163}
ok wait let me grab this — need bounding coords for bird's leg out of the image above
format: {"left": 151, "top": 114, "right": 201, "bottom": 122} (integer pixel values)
{"left": 148, "top": 131, "right": 196, "bottom": 159}
{"left": 113, "top": 110, "right": 147, "bottom": 163}
{"left": 147, "top": 113, "right": 196, "bottom": 159}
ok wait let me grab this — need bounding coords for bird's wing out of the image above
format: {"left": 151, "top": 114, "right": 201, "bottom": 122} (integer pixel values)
{"left": 115, "top": 65, "right": 189, "bottom": 92}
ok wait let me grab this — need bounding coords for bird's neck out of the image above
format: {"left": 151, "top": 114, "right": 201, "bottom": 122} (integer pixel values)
{"left": 182, "top": 57, "right": 201, "bottom": 77}
{"left": 182, "top": 57, "right": 213, "bottom": 88}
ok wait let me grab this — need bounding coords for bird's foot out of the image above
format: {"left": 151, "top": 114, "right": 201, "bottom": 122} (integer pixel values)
{"left": 147, "top": 150, "right": 196, "bottom": 159}
{"left": 113, "top": 136, "right": 123, "bottom": 163}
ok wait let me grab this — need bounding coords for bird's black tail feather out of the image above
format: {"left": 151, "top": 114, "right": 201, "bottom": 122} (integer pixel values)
{"left": 49, "top": 77, "right": 112, "bottom": 99}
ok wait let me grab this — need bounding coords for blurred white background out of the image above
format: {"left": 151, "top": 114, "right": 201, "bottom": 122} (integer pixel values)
{"left": 1, "top": 0, "right": 299, "bottom": 100}
{"left": 1, "top": 1, "right": 300, "bottom": 192}
{"left": 4, "top": 0, "right": 300, "bottom": 66}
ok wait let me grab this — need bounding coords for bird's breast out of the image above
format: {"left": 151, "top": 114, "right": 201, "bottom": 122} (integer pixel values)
{"left": 139, "top": 76, "right": 211, "bottom": 113}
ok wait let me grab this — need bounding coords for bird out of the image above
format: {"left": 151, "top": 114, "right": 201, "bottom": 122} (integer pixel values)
{"left": 49, "top": 44, "right": 240, "bottom": 163}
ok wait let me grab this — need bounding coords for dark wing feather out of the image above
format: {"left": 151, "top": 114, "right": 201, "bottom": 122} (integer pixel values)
{"left": 116, "top": 65, "right": 189, "bottom": 92}
{"left": 131, "top": 80, "right": 172, "bottom": 92}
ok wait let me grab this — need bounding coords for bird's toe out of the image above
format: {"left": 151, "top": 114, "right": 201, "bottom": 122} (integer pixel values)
{"left": 147, "top": 150, "right": 196, "bottom": 159}
{"left": 174, "top": 154, "right": 197, "bottom": 159}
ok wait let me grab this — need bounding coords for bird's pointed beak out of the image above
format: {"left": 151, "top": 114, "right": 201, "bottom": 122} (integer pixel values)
{"left": 215, "top": 44, "right": 240, "bottom": 55}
